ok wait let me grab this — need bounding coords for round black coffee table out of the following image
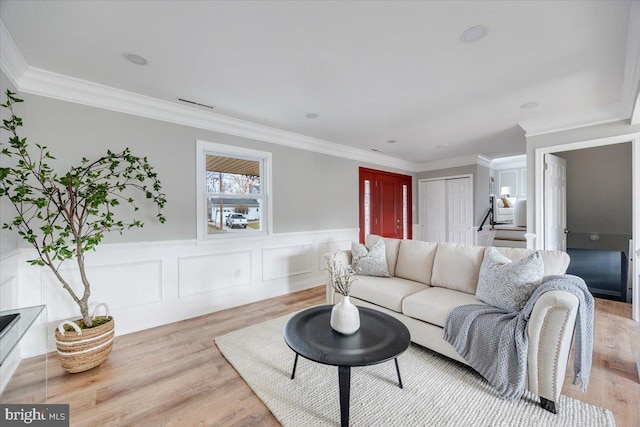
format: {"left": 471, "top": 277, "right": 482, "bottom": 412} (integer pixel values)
{"left": 283, "top": 305, "right": 411, "bottom": 427}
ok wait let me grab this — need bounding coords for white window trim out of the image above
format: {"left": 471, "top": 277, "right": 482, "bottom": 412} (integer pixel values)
{"left": 196, "top": 140, "right": 273, "bottom": 241}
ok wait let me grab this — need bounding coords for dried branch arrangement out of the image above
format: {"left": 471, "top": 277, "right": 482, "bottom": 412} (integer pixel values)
{"left": 326, "top": 250, "right": 358, "bottom": 296}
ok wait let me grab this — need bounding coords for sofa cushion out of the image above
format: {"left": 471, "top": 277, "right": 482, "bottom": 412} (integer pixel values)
{"left": 350, "top": 275, "right": 428, "bottom": 313}
{"left": 394, "top": 240, "right": 438, "bottom": 285}
{"left": 351, "top": 239, "right": 390, "bottom": 277}
{"left": 476, "top": 247, "right": 544, "bottom": 312}
{"left": 365, "top": 234, "right": 401, "bottom": 276}
{"left": 495, "top": 247, "right": 570, "bottom": 276}
{"left": 402, "top": 287, "right": 485, "bottom": 328}
{"left": 430, "top": 243, "right": 485, "bottom": 294}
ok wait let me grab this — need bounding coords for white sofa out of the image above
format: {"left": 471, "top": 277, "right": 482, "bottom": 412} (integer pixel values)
{"left": 325, "top": 235, "right": 578, "bottom": 413}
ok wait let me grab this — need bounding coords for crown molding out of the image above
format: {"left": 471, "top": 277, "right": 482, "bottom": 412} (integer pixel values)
{"left": 0, "top": 20, "right": 28, "bottom": 88}
{"left": 522, "top": 3, "right": 640, "bottom": 138}
{"left": 490, "top": 154, "right": 526, "bottom": 170}
{"left": 520, "top": 106, "right": 627, "bottom": 137}
{"left": 477, "top": 155, "right": 492, "bottom": 168}
{"left": 522, "top": 116, "right": 630, "bottom": 138}
{"left": 14, "top": 66, "right": 419, "bottom": 172}
{"left": 0, "top": 20, "right": 418, "bottom": 174}
{"left": 416, "top": 154, "right": 490, "bottom": 172}
{"left": 4, "top": 10, "right": 637, "bottom": 173}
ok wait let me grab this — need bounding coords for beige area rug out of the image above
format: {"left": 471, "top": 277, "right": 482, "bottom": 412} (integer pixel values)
{"left": 215, "top": 311, "right": 615, "bottom": 427}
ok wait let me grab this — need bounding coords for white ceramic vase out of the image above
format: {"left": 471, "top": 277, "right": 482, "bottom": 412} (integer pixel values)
{"left": 330, "top": 295, "right": 360, "bottom": 335}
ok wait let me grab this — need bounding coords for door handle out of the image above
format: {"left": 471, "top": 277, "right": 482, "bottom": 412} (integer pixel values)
{"left": 564, "top": 229, "right": 570, "bottom": 234}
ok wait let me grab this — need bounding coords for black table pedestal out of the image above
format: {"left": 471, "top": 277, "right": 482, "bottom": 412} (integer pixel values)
{"left": 338, "top": 365, "right": 351, "bottom": 427}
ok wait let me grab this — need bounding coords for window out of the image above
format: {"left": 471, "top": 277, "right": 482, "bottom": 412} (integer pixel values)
{"left": 402, "top": 184, "right": 408, "bottom": 240}
{"left": 363, "top": 179, "right": 371, "bottom": 237}
{"left": 196, "top": 141, "right": 271, "bottom": 239}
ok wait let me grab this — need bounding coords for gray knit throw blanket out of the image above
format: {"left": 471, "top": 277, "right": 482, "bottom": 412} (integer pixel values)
{"left": 443, "top": 275, "right": 594, "bottom": 400}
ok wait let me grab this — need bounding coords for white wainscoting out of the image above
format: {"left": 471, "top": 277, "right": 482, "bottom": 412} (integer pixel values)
{"left": 178, "top": 251, "right": 252, "bottom": 298}
{"left": 318, "top": 240, "right": 353, "bottom": 270}
{"left": 474, "top": 227, "right": 494, "bottom": 247}
{"left": 0, "top": 252, "right": 19, "bottom": 312}
{"left": 2, "top": 228, "right": 358, "bottom": 360}
{"left": 262, "top": 245, "right": 313, "bottom": 281}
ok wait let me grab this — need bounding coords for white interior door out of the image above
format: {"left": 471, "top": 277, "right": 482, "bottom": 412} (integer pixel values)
{"left": 446, "top": 178, "right": 473, "bottom": 244}
{"left": 420, "top": 180, "right": 446, "bottom": 242}
{"left": 544, "top": 153, "right": 567, "bottom": 251}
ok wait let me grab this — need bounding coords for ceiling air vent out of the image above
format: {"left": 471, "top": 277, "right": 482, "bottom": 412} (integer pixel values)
{"left": 177, "top": 98, "right": 215, "bottom": 110}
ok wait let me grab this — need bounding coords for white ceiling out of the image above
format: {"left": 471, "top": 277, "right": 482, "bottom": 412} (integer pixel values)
{"left": 1, "top": 0, "right": 639, "bottom": 164}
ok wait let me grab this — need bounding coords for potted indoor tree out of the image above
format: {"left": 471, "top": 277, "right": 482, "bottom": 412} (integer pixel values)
{"left": 0, "top": 90, "right": 167, "bottom": 372}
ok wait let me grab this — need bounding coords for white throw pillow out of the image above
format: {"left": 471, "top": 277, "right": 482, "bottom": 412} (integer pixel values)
{"left": 351, "top": 239, "right": 391, "bottom": 277}
{"left": 394, "top": 240, "right": 438, "bottom": 285}
{"left": 431, "top": 243, "right": 486, "bottom": 294}
{"left": 365, "top": 234, "right": 401, "bottom": 276}
{"left": 475, "top": 247, "right": 543, "bottom": 312}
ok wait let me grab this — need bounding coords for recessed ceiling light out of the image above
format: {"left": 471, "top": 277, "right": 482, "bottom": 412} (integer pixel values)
{"left": 520, "top": 101, "right": 539, "bottom": 109}
{"left": 387, "top": 139, "right": 397, "bottom": 144}
{"left": 437, "top": 144, "right": 451, "bottom": 148}
{"left": 123, "top": 52, "right": 148, "bottom": 66}
{"left": 306, "top": 113, "right": 318, "bottom": 119}
{"left": 460, "top": 25, "right": 489, "bottom": 43}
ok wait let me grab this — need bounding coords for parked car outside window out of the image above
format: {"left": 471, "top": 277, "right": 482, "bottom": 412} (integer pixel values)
{"left": 225, "top": 213, "right": 248, "bottom": 229}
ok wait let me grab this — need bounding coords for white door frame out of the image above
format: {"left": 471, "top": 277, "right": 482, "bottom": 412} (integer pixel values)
{"left": 418, "top": 174, "right": 474, "bottom": 243}
{"left": 534, "top": 132, "right": 640, "bottom": 321}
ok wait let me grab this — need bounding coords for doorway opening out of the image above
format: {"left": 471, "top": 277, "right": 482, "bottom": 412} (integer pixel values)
{"left": 554, "top": 144, "right": 632, "bottom": 302}
{"left": 534, "top": 132, "right": 639, "bottom": 321}
{"left": 359, "top": 168, "right": 412, "bottom": 243}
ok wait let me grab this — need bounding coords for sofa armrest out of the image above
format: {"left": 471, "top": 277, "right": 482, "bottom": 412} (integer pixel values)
{"left": 526, "top": 290, "right": 579, "bottom": 404}
{"left": 324, "top": 250, "right": 352, "bottom": 304}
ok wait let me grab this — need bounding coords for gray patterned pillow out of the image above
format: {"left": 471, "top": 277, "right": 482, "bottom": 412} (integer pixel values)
{"left": 476, "top": 247, "right": 544, "bottom": 312}
{"left": 351, "top": 239, "right": 390, "bottom": 277}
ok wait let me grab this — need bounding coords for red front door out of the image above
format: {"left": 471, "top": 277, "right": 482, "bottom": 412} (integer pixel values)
{"left": 359, "top": 168, "right": 412, "bottom": 243}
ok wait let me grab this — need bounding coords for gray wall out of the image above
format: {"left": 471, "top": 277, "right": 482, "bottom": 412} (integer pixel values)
{"left": 416, "top": 163, "right": 490, "bottom": 225}
{"left": 556, "top": 143, "right": 632, "bottom": 253}
{"left": 0, "top": 72, "right": 415, "bottom": 254}
{"left": 475, "top": 164, "right": 491, "bottom": 225}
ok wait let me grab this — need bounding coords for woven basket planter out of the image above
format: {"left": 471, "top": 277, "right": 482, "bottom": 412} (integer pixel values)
{"left": 55, "top": 304, "right": 115, "bottom": 373}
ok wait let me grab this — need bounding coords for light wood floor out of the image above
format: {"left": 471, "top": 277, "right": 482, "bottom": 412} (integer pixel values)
{"left": 2, "top": 287, "right": 639, "bottom": 426}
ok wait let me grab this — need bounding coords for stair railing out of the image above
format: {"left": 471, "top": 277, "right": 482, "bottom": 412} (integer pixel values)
{"left": 478, "top": 195, "right": 496, "bottom": 231}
